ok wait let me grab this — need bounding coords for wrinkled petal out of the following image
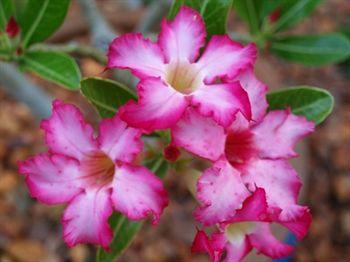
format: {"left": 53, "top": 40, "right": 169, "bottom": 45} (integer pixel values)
{"left": 253, "top": 110, "right": 315, "bottom": 159}
{"left": 191, "top": 82, "right": 252, "bottom": 127}
{"left": 241, "top": 159, "right": 304, "bottom": 220}
{"left": 111, "top": 163, "right": 168, "bottom": 224}
{"left": 194, "top": 161, "right": 250, "bottom": 225}
{"left": 40, "top": 100, "right": 97, "bottom": 161}
{"left": 280, "top": 207, "right": 312, "bottom": 239}
{"left": 191, "top": 230, "right": 223, "bottom": 262}
{"left": 172, "top": 108, "right": 225, "bottom": 161}
{"left": 18, "top": 153, "right": 82, "bottom": 204}
{"left": 98, "top": 115, "right": 143, "bottom": 163}
{"left": 107, "top": 33, "right": 166, "bottom": 78}
{"left": 225, "top": 238, "right": 252, "bottom": 262}
{"left": 158, "top": 6, "right": 205, "bottom": 63}
{"left": 235, "top": 67, "right": 268, "bottom": 122}
{"left": 119, "top": 77, "right": 188, "bottom": 131}
{"left": 62, "top": 188, "right": 113, "bottom": 250}
{"left": 197, "top": 36, "right": 256, "bottom": 83}
{"left": 248, "top": 223, "right": 293, "bottom": 259}
{"left": 227, "top": 188, "right": 269, "bottom": 223}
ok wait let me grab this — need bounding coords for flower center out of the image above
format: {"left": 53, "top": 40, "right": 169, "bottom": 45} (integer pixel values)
{"left": 165, "top": 60, "right": 201, "bottom": 94}
{"left": 81, "top": 151, "right": 115, "bottom": 187}
{"left": 224, "top": 130, "right": 256, "bottom": 168}
{"left": 226, "top": 222, "right": 256, "bottom": 245}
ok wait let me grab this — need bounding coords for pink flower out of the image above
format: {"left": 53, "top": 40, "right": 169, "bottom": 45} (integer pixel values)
{"left": 18, "top": 100, "right": 168, "bottom": 249}
{"left": 107, "top": 7, "right": 256, "bottom": 131}
{"left": 192, "top": 188, "right": 311, "bottom": 262}
{"left": 172, "top": 70, "right": 314, "bottom": 224}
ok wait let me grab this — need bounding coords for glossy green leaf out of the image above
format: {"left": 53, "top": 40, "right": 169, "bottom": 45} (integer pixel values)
{"left": 168, "top": 0, "right": 233, "bottom": 38}
{"left": 96, "top": 158, "right": 168, "bottom": 262}
{"left": 0, "top": 0, "right": 14, "bottom": 31}
{"left": 20, "top": 50, "right": 81, "bottom": 89}
{"left": 269, "top": 0, "right": 321, "bottom": 32}
{"left": 267, "top": 86, "right": 334, "bottom": 125}
{"left": 233, "top": 0, "right": 264, "bottom": 34}
{"left": 19, "top": 0, "right": 70, "bottom": 47}
{"left": 81, "top": 77, "right": 137, "bottom": 118}
{"left": 271, "top": 33, "right": 350, "bottom": 65}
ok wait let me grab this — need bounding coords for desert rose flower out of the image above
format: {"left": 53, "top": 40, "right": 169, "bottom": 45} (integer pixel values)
{"left": 107, "top": 7, "right": 256, "bottom": 131}
{"left": 192, "top": 188, "right": 311, "bottom": 262}
{"left": 18, "top": 100, "right": 168, "bottom": 249}
{"left": 172, "top": 69, "right": 314, "bottom": 224}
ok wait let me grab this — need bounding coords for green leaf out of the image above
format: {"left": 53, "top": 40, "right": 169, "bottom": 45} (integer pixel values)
{"left": 20, "top": 50, "right": 81, "bottom": 89}
{"left": 96, "top": 157, "right": 168, "bottom": 262}
{"left": 270, "top": 33, "right": 350, "bottom": 66}
{"left": 18, "top": 0, "right": 70, "bottom": 47}
{"left": 96, "top": 213, "right": 143, "bottom": 262}
{"left": 168, "top": 0, "right": 233, "bottom": 38}
{"left": 269, "top": 0, "right": 321, "bottom": 32}
{"left": 233, "top": 0, "right": 264, "bottom": 34}
{"left": 80, "top": 77, "right": 137, "bottom": 118}
{"left": 267, "top": 86, "right": 334, "bottom": 125}
{"left": 0, "top": 0, "right": 14, "bottom": 31}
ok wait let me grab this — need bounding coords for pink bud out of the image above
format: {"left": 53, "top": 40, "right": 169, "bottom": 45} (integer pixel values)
{"left": 269, "top": 8, "right": 281, "bottom": 23}
{"left": 163, "top": 145, "right": 180, "bottom": 162}
{"left": 5, "top": 16, "right": 20, "bottom": 38}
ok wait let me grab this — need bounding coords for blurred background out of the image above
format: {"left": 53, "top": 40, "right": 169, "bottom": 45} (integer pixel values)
{"left": 0, "top": 0, "right": 349, "bottom": 261}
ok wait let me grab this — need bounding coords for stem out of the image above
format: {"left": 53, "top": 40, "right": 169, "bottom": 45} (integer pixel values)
{"left": 30, "top": 42, "right": 107, "bottom": 65}
{"left": 229, "top": 32, "right": 253, "bottom": 43}
{"left": 0, "top": 61, "right": 52, "bottom": 119}
{"left": 135, "top": 0, "right": 170, "bottom": 33}
{"left": 77, "top": 0, "right": 116, "bottom": 52}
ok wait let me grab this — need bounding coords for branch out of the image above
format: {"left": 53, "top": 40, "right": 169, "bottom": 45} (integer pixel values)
{"left": 0, "top": 62, "right": 52, "bottom": 119}
{"left": 77, "top": 0, "right": 116, "bottom": 52}
{"left": 135, "top": 0, "right": 170, "bottom": 33}
{"left": 30, "top": 42, "right": 107, "bottom": 65}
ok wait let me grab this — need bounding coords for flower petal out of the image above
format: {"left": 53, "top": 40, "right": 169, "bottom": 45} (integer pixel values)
{"left": 158, "top": 6, "right": 206, "bottom": 63}
{"left": 194, "top": 161, "right": 250, "bottom": 225}
{"left": 248, "top": 223, "right": 294, "bottom": 259}
{"left": 40, "top": 100, "right": 97, "bottom": 161}
{"left": 228, "top": 188, "right": 269, "bottom": 223}
{"left": 225, "top": 238, "right": 252, "bottom": 262}
{"left": 98, "top": 115, "right": 143, "bottom": 163}
{"left": 18, "top": 153, "right": 82, "bottom": 204}
{"left": 171, "top": 108, "right": 225, "bottom": 161}
{"left": 111, "top": 163, "right": 168, "bottom": 224}
{"left": 191, "top": 230, "right": 225, "bottom": 262}
{"left": 253, "top": 110, "right": 315, "bottom": 159}
{"left": 62, "top": 188, "right": 113, "bottom": 250}
{"left": 191, "top": 82, "right": 252, "bottom": 127}
{"left": 107, "top": 33, "right": 166, "bottom": 78}
{"left": 241, "top": 159, "right": 304, "bottom": 220}
{"left": 235, "top": 67, "right": 268, "bottom": 122}
{"left": 197, "top": 36, "right": 256, "bottom": 83}
{"left": 119, "top": 77, "right": 188, "bottom": 131}
{"left": 280, "top": 207, "right": 312, "bottom": 239}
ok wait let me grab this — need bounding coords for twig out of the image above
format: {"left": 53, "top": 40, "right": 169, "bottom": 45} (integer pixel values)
{"left": 30, "top": 42, "right": 107, "bottom": 65}
{"left": 135, "top": 0, "right": 170, "bottom": 33}
{"left": 0, "top": 62, "right": 52, "bottom": 119}
{"left": 77, "top": 0, "right": 116, "bottom": 52}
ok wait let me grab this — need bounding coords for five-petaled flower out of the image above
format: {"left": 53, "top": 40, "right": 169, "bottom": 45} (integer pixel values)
{"left": 108, "top": 6, "right": 256, "bottom": 131}
{"left": 172, "top": 67, "right": 314, "bottom": 226}
{"left": 18, "top": 100, "right": 168, "bottom": 249}
{"left": 192, "top": 188, "right": 311, "bottom": 262}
